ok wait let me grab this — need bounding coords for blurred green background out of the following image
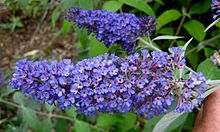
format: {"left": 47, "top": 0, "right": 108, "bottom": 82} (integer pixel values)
{"left": 0, "top": 0, "right": 220, "bottom": 131}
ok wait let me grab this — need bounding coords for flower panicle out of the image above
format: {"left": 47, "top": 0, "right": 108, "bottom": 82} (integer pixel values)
{"left": 9, "top": 48, "right": 206, "bottom": 119}
{"left": 65, "top": 7, "right": 157, "bottom": 53}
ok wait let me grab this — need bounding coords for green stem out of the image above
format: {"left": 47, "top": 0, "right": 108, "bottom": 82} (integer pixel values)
{"left": 170, "top": 0, "right": 191, "bottom": 47}
{"left": 186, "top": 34, "right": 220, "bottom": 55}
{"left": 170, "top": 15, "right": 186, "bottom": 47}
{"left": 185, "top": 66, "right": 197, "bottom": 74}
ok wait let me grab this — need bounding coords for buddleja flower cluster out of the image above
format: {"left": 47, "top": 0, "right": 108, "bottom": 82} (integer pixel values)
{"left": 65, "top": 7, "right": 157, "bottom": 53}
{"left": 211, "top": 0, "right": 220, "bottom": 20}
{"left": 9, "top": 48, "right": 206, "bottom": 119}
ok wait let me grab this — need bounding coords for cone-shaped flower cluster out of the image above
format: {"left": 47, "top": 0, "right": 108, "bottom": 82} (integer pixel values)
{"left": 211, "top": 0, "right": 220, "bottom": 20}
{"left": 9, "top": 48, "right": 206, "bottom": 119}
{"left": 65, "top": 7, "right": 157, "bottom": 53}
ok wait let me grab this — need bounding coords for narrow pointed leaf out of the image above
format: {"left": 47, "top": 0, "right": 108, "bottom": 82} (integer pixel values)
{"left": 152, "top": 35, "right": 183, "bottom": 41}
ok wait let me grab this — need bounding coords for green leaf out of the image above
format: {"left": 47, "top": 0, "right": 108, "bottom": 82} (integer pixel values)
{"left": 186, "top": 50, "right": 198, "bottom": 70}
{"left": 39, "top": 118, "right": 53, "bottom": 132}
{"left": 144, "top": 116, "right": 163, "bottom": 132}
{"left": 93, "top": 0, "right": 101, "bottom": 7}
{"left": 13, "top": 92, "right": 25, "bottom": 105}
{"left": 157, "top": 27, "right": 174, "bottom": 35}
{"left": 79, "top": 0, "right": 93, "bottom": 10}
{"left": 189, "top": 0, "right": 211, "bottom": 15}
{"left": 176, "top": 40, "right": 186, "bottom": 46}
{"left": 197, "top": 59, "right": 220, "bottom": 80}
{"left": 186, "top": 42, "right": 198, "bottom": 69}
{"left": 75, "top": 120, "right": 91, "bottom": 132}
{"left": 204, "top": 85, "right": 220, "bottom": 98}
{"left": 157, "top": 9, "right": 182, "bottom": 30}
{"left": 216, "top": 20, "right": 220, "bottom": 28}
{"left": 65, "top": 107, "right": 77, "bottom": 118}
{"left": 152, "top": 112, "right": 187, "bottom": 132}
{"left": 51, "top": 6, "right": 61, "bottom": 29}
{"left": 75, "top": 28, "right": 89, "bottom": 49}
{"left": 166, "top": 113, "right": 188, "bottom": 132}
{"left": 152, "top": 35, "right": 183, "bottom": 41}
{"left": 183, "top": 20, "right": 206, "bottom": 41}
{"left": 204, "top": 48, "right": 214, "bottom": 58}
{"left": 61, "top": 20, "right": 72, "bottom": 36}
{"left": 0, "top": 85, "right": 14, "bottom": 97}
{"left": 55, "top": 119, "right": 68, "bottom": 132}
{"left": 103, "top": 1, "right": 123, "bottom": 12}
{"left": 13, "top": 92, "right": 42, "bottom": 109}
{"left": 96, "top": 114, "right": 118, "bottom": 129}
{"left": 22, "top": 107, "right": 40, "bottom": 131}
{"left": 21, "top": 0, "right": 29, "bottom": 7}
{"left": 122, "top": 0, "right": 155, "bottom": 16}
{"left": 62, "top": 0, "right": 79, "bottom": 8}
{"left": 45, "top": 104, "right": 55, "bottom": 112}
{"left": 90, "top": 37, "right": 108, "bottom": 57}
{"left": 182, "top": 113, "right": 195, "bottom": 131}
{"left": 155, "top": 0, "right": 164, "bottom": 5}
{"left": 116, "top": 113, "right": 136, "bottom": 131}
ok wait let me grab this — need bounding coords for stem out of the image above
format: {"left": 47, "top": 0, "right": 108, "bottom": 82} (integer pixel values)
{"left": 0, "top": 99, "right": 106, "bottom": 132}
{"left": 120, "top": 7, "right": 123, "bottom": 13}
{"left": 185, "top": 66, "right": 197, "bottom": 74}
{"left": 186, "top": 34, "right": 220, "bottom": 55}
{"left": 170, "top": 16, "right": 186, "bottom": 47}
{"left": 170, "top": 0, "right": 191, "bottom": 47}
{"left": 0, "top": 99, "right": 74, "bottom": 121}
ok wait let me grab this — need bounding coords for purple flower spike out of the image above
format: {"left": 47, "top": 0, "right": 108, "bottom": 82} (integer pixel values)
{"left": 65, "top": 7, "right": 157, "bottom": 53}
{"left": 9, "top": 47, "right": 206, "bottom": 119}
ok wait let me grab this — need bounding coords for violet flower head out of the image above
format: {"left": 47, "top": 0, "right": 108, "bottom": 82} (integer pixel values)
{"left": 65, "top": 7, "right": 157, "bottom": 53}
{"left": 211, "top": 0, "right": 220, "bottom": 20}
{"left": 9, "top": 47, "right": 206, "bottom": 119}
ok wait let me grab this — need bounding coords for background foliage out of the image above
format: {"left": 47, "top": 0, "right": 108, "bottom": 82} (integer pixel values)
{"left": 0, "top": 0, "right": 220, "bottom": 132}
